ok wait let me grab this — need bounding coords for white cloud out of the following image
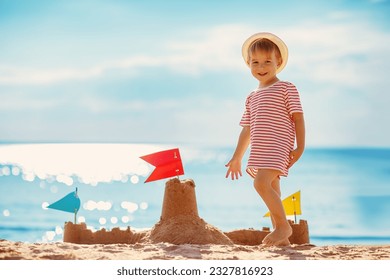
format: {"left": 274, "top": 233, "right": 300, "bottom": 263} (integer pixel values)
{"left": 280, "top": 19, "right": 390, "bottom": 88}
{"left": 0, "top": 65, "right": 101, "bottom": 85}
{"left": 0, "top": 92, "right": 62, "bottom": 111}
{"left": 0, "top": 56, "right": 161, "bottom": 85}
{"left": 163, "top": 24, "right": 250, "bottom": 74}
{"left": 2, "top": 19, "right": 388, "bottom": 90}
{"left": 0, "top": 24, "right": 250, "bottom": 85}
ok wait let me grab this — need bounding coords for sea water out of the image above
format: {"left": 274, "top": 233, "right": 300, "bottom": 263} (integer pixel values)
{"left": 0, "top": 143, "right": 389, "bottom": 245}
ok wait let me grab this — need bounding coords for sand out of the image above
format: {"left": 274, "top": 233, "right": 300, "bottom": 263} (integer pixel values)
{"left": 1, "top": 239, "right": 389, "bottom": 260}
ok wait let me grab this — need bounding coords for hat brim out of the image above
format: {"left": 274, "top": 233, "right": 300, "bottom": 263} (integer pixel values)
{"left": 242, "top": 32, "right": 288, "bottom": 74}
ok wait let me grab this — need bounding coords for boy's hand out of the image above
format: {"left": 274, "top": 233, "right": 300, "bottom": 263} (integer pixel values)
{"left": 225, "top": 159, "right": 242, "bottom": 180}
{"left": 288, "top": 148, "right": 303, "bottom": 169}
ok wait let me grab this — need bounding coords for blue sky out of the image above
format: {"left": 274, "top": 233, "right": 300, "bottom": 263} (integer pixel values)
{"left": 1, "top": 0, "right": 390, "bottom": 147}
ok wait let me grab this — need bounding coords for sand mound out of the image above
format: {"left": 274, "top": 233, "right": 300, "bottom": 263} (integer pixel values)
{"left": 225, "top": 229, "right": 269, "bottom": 246}
{"left": 149, "top": 215, "right": 232, "bottom": 245}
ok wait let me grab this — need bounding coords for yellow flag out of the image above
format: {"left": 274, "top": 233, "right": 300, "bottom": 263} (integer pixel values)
{"left": 263, "top": 190, "right": 301, "bottom": 217}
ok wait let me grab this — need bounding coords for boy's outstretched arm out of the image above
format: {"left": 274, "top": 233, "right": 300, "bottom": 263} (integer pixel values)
{"left": 225, "top": 126, "right": 250, "bottom": 180}
{"left": 288, "top": 112, "right": 305, "bottom": 168}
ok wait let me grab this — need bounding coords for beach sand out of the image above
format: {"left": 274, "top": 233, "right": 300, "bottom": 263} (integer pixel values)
{"left": 1, "top": 239, "right": 390, "bottom": 260}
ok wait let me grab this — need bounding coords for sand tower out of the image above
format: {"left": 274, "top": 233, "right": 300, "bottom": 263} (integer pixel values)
{"left": 149, "top": 178, "right": 233, "bottom": 245}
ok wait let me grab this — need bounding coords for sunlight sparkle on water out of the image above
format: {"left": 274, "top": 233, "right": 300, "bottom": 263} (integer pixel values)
{"left": 55, "top": 226, "right": 63, "bottom": 235}
{"left": 83, "top": 200, "right": 112, "bottom": 211}
{"left": 139, "top": 202, "right": 148, "bottom": 210}
{"left": 0, "top": 166, "right": 10, "bottom": 176}
{"left": 39, "top": 181, "right": 46, "bottom": 189}
{"left": 50, "top": 185, "right": 58, "bottom": 194}
{"left": 42, "top": 202, "right": 49, "bottom": 209}
{"left": 22, "top": 172, "right": 35, "bottom": 182}
{"left": 121, "top": 201, "right": 138, "bottom": 213}
{"left": 11, "top": 166, "right": 20, "bottom": 176}
{"left": 0, "top": 143, "right": 225, "bottom": 188}
{"left": 45, "top": 231, "right": 56, "bottom": 241}
{"left": 99, "top": 217, "right": 107, "bottom": 225}
{"left": 56, "top": 174, "right": 73, "bottom": 186}
{"left": 130, "top": 175, "right": 139, "bottom": 184}
{"left": 120, "top": 175, "right": 129, "bottom": 183}
{"left": 0, "top": 144, "right": 169, "bottom": 186}
{"left": 110, "top": 217, "right": 118, "bottom": 224}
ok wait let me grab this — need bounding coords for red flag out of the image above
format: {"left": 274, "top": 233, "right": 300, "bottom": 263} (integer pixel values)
{"left": 140, "top": 148, "right": 184, "bottom": 183}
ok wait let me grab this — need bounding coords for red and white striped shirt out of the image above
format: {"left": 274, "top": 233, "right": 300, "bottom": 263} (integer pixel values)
{"left": 240, "top": 81, "right": 303, "bottom": 178}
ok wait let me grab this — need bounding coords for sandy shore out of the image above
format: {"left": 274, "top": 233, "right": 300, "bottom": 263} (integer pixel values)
{"left": 1, "top": 239, "right": 389, "bottom": 260}
{"left": 2, "top": 179, "right": 389, "bottom": 261}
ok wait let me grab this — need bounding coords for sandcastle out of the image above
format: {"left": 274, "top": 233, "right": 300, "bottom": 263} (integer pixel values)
{"left": 63, "top": 222, "right": 146, "bottom": 244}
{"left": 63, "top": 178, "right": 310, "bottom": 245}
{"left": 225, "top": 220, "right": 309, "bottom": 246}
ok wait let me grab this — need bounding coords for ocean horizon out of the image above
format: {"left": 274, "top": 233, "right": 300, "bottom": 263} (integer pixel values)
{"left": 1, "top": 143, "right": 390, "bottom": 246}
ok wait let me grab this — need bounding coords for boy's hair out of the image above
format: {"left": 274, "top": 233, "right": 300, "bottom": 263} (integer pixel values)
{"left": 248, "top": 38, "right": 282, "bottom": 63}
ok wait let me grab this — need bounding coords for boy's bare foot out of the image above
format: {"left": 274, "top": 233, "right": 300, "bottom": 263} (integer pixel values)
{"left": 262, "top": 224, "right": 292, "bottom": 246}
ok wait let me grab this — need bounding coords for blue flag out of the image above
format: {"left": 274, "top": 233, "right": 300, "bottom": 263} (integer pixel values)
{"left": 48, "top": 189, "right": 80, "bottom": 214}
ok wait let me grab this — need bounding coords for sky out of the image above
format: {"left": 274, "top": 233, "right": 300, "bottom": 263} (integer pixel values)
{"left": 1, "top": 0, "right": 390, "bottom": 147}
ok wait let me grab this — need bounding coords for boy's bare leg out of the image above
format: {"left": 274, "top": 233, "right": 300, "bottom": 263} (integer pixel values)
{"left": 254, "top": 170, "right": 292, "bottom": 246}
{"left": 269, "top": 177, "right": 290, "bottom": 246}
{"left": 270, "top": 178, "right": 281, "bottom": 228}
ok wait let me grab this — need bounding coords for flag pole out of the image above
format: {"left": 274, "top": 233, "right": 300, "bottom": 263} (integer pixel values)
{"left": 74, "top": 187, "right": 78, "bottom": 224}
{"left": 292, "top": 195, "right": 297, "bottom": 224}
{"left": 174, "top": 150, "right": 180, "bottom": 179}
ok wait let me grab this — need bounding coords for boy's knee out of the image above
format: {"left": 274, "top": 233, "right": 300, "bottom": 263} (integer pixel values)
{"left": 254, "top": 176, "right": 267, "bottom": 188}
{"left": 253, "top": 170, "right": 280, "bottom": 194}
{"left": 254, "top": 177, "right": 271, "bottom": 196}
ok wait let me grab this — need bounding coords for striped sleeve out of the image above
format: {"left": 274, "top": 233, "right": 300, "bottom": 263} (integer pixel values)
{"left": 239, "top": 95, "right": 251, "bottom": 127}
{"left": 284, "top": 82, "right": 303, "bottom": 115}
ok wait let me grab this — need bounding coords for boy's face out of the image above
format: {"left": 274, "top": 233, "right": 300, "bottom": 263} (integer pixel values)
{"left": 249, "top": 50, "right": 281, "bottom": 86}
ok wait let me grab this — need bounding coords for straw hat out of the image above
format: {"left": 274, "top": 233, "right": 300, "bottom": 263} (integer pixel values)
{"left": 242, "top": 32, "right": 288, "bottom": 74}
